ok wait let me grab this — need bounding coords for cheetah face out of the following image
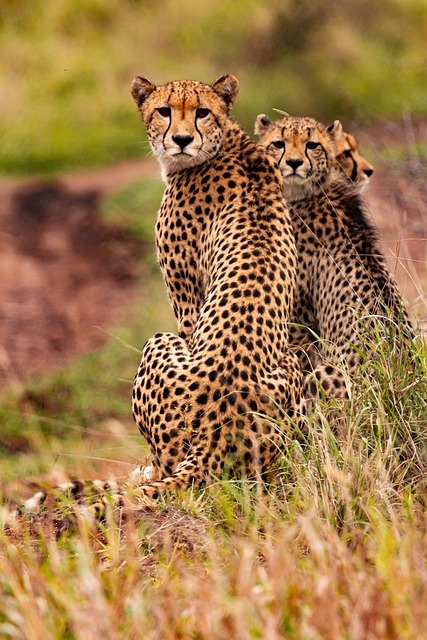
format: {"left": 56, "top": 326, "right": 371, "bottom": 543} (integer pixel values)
{"left": 131, "top": 75, "right": 239, "bottom": 176}
{"left": 335, "top": 131, "right": 374, "bottom": 192}
{"left": 255, "top": 115, "right": 338, "bottom": 202}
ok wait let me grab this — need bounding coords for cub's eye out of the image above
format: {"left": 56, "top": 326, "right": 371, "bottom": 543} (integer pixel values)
{"left": 157, "top": 107, "right": 171, "bottom": 118}
{"left": 306, "top": 141, "right": 320, "bottom": 150}
{"left": 344, "top": 150, "right": 353, "bottom": 157}
{"left": 196, "top": 108, "right": 210, "bottom": 119}
{"left": 272, "top": 140, "right": 285, "bottom": 149}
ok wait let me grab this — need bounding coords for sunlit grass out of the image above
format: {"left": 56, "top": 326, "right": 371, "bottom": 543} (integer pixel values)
{"left": 1, "top": 285, "right": 426, "bottom": 637}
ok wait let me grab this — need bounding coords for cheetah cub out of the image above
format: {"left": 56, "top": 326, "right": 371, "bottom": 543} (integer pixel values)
{"left": 334, "top": 128, "right": 374, "bottom": 192}
{"left": 129, "top": 75, "right": 302, "bottom": 497}
{"left": 255, "top": 113, "right": 412, "bottom": 403}
{"left": 273, "top": 110, "right": 374, "bottom": 192}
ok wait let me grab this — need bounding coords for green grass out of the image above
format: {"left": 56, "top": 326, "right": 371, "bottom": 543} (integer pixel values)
{"left": 100, "top": 177, "right": 164, "bottom": 246}
{"left": 1, "top": 285, "right": 427, "bottom": 639}
{"left": 0, "top": 273, "right": 175, "bottom": 485}
{"left": 0, "top": 177, "right": 173, "bottom": 484}
{"left": 370, "top": 140, "right": 427, "bottom": 176}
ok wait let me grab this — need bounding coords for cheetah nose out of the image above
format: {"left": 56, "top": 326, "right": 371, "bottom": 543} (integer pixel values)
{"left": 286, "top": 158, "right": 303, "bottom": 171}
{"left": 364, "top": 168, "right": 374, "bottom": 177}
{"left": 172, "top": 135, "right": 194, "bottom": 150}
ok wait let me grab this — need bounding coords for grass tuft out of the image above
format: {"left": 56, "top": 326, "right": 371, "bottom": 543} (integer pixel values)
{"left": 1, "top": 327, "right": 426, "bottom": 638}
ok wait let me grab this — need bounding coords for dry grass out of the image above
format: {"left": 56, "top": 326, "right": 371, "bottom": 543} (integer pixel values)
{"left": 1, "top": 328, "right": 426, "bottom": 639}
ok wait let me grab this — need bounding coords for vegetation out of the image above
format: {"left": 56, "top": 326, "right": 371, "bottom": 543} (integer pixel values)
{"left": 0, "top": 1, "right": 426, "bottom": 631}
{"left": 0, "top": 177, "right": 171, "bottom": 484}
{"left": 1, "top": 0, "right": 426, "bottom": 175}
{"left": 1, "top": 340, "right": 426, "bottom": 638}
{"left": 1, "top": 177, "right": 427, "bottom": 638}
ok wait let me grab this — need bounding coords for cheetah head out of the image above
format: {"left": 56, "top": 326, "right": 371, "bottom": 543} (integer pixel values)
{"left": 334, "top": 130, "right": 374, "bottom": 192}
{"left": 255, "top": 114, "right": 341, "bottom": 202}
{"left": 131, "top": 74, "right": 239, "bottom": 176}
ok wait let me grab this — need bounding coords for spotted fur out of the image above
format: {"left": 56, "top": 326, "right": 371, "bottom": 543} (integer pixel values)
{"left": 129, "top": 75, "right": 301, "bottom": 498}
{"left": 255, "top": 114, "right": 412, "bottom": 402}
{"left": 333, "top": 127, "right": 374, "bottom": 192}
{"left": 8, "top": 78, "right": 302, "bottom": 524}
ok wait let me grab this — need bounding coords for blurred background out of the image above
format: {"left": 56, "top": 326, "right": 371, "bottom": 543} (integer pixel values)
{"left": 0, "top": 0, "right": 426, "bottom": 489}
{"left": 1, "top": 0, "right": 426, "bottom": 175}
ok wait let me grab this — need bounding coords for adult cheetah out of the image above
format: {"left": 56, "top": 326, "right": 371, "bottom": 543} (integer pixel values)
{"left": 9, "top": 77, "right": 301, "bottom": 522}
{"left": 129, "top": 75, "right": 302, "bottom": 497}
{"left": 255, "top": 113, "right": 412, "bottom": 402}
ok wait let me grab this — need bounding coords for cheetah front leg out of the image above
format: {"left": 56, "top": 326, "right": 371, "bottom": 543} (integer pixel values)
{"left": 162, "top": 267, "right": 205, "bottom": 344}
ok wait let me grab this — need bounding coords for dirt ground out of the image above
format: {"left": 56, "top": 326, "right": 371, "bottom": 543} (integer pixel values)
{"left": 0, "top": 127, "right": 426, "bottom": 387}
{"left": 0, "top": 159, "right": 157, "bottom": 386}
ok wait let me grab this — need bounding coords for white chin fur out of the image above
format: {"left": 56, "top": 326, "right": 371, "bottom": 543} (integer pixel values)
{"left": 150, "top": 142, "right": 206, "bottom": 173}
{"left": 282, "top": 177, "right": 314, "bottom": 202}
{"left": 357, "top": 178, "right": 369, "bottom": 193}
{"left": 158, "top": 152, "right": 208, "bottom": 178}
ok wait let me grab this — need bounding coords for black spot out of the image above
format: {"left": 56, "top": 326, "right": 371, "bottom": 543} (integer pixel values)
{"left": 196, "top": 393, "right": 208, "bottom": 405}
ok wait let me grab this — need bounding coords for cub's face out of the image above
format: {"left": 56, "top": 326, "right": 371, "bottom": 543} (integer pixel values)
{"left": 335, "top": 131, "right": 374, "bottom": 192}
{"left": 131, "top": 75, "right": 239, "bottom": 176}
{"left": 255, "top": 115, "right": 338, "bottom": 202}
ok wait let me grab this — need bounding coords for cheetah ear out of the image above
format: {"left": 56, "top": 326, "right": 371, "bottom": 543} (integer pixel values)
{"left": 131, "top": 76, "right": 157, "bottom": 109}
{"left": 254, "top": 114, "right": 273, "bottom": 136}
{"left": 211, "top": 75, "right": 239, "bottom": 110}
{"left": 327, "top": 119, "right": 343, "bottom": 141}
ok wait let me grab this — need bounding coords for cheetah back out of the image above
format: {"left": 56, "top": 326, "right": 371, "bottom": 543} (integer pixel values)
{"left": 130, "top": 76, "right": 302, "bottom": 496}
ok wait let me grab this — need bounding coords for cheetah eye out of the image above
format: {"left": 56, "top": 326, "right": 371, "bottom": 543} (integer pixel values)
{"left": 157, "top": 107, "right": 171, "bottom": 118}
{"left": 272, "top": 140, "right": 285, "bottom": 149}
{"left": 344, "top": 150, "right": 353, "bottom": 157}
{"left": 306, "top": 141, "right": 320, "bottom": 150}
{"left": 196, "top": 108, "right": 211, "bottom": 119}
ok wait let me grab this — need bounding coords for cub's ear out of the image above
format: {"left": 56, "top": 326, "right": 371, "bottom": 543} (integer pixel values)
{"left": 131, "top": 76, "right": 157, "bottom": 109}
{"left": 327, "top": 119, "right": 343, "bottom": 141}
{"left": 211, "top": 75, "right": 239, "bottom": 110}
{"left": 254, "top": 114, "right": 273, "bottom": 136}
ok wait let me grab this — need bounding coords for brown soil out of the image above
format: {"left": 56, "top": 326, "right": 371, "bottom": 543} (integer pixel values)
{"left": 0, "top": 159, "right": 157, "bottom": 386}
{"left": 0, "top": 134, "right": 426, "bottom": 387}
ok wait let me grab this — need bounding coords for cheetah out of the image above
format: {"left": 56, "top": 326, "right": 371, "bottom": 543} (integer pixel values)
{"left": 334, "top": 127, "right": 374, "bottom": 191}
{"left": 6, "top": 77, "right": 301, "bottom": 522}
{"left": 6, "top": 77, "right": 302, "bottom": 525}
{"left": 127, "top": 75, "right": 302, "bottom": 498}
{"left": 272, "top": 110, "right": 374, "bottom": 191}
{"left": 255, "top": 113, "right": 412, "bottom": 402}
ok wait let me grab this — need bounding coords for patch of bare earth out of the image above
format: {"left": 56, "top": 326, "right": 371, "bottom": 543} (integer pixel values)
{"left": 0, "top": 159, "right": 157, "bottom": 386}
